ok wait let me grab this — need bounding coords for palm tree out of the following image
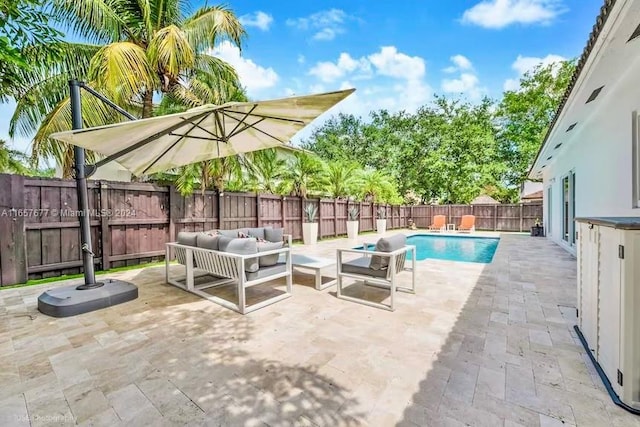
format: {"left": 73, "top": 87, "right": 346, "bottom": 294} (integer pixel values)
{"left": 0, "top": 139, "right": 29, "bottom": 174}
{"left": 358, "top": 168, "right": 399, "bottom": 203}
{"left": 244, "top": 149, "right": 286, "bottom": 194}
{"left": 325, "top": 161, "right": 361, "bottom": 199}
{"left": 9, "top": 1, "right": 246, "bottom": 175}
{"left": 280, "top": 152, "right": 327, "bottom": 198}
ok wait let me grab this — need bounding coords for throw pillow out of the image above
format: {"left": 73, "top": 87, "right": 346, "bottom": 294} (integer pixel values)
{"left": 264, "top": 227, "right": 284, "bottom": 243}
{"left": 257, "top": 241, "right": 284, "bottom": 267}
{"left": 218, "top": 236, "right": 259, "bottom": 273}
{"left": 369, "top": 234, "right": 407, "bottom": 271}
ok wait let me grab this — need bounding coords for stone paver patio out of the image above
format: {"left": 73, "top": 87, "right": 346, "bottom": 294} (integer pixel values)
{"left": 1, "top": 232, "right": 639, "bottom": 426}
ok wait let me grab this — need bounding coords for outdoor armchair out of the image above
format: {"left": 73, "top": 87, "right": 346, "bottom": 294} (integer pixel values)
{"left": 458, "top": 215, "right": 476, "bottom": 233}
{"left": 428, "top": 215, "right": 446, "bottom": 232}
{"left": 336, "top": 234, "right": 416, "bottom": 311}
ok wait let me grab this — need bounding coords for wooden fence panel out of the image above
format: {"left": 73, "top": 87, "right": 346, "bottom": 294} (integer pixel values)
{"left": 259, "top": 195, "right": 282, "bottom": 228}
{"left": 319, "top": 199, "right": 335, "bottom": 238}
{"left": 284, "top": 197, "right": 302, "bottom": 240}
{"left": 360, "top": 202, "right": 373, "bottom": 232}
{"left": 496, "top": 205, "right": 520, "bottom": 231}
{"left": 335, "top": 200, "right": 348, "bottom": 236}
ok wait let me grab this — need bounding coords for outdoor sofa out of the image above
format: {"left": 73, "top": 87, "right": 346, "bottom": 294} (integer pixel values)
{"left": 336, "top": 233, "right": 416, "bottom": 311}
{"left": 165, "top": 227, "right": 293, "bottom": 314}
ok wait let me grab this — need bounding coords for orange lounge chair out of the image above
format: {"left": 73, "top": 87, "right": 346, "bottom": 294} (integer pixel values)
{"left": 428, "top": 215, "right": 446, "bottom": 232}
{"left": 458, "top": 215, "right": 476, "bottom": 233}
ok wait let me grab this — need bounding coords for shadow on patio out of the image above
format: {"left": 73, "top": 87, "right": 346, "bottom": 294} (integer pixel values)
{"left": 0, "top": 266, "right": 365, "bottom": 426}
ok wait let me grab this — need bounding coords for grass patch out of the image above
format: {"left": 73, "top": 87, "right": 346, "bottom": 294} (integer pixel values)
{"left": 1, "top": 261, "right": 167, "bottom": 290}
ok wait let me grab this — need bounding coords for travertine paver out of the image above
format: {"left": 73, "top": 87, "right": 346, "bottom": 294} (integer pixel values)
{"left": 0, "top": 232, "right": 638, "bottom": 426}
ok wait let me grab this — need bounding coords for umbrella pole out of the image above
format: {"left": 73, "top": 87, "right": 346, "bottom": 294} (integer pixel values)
{"left": 69, "top": 79, "right": 100, "bottom": 289}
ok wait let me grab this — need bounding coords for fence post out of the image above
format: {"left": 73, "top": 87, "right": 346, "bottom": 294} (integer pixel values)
{"left": 218, "top": 191, "right": 224, "bottom": 230}
{"left": 0, "top": 174, "right": 27, "bottom": 286}
{"left": 494, "top": 204, "right": 498, "bottom": 231}
{"left": 281, "top": 196, "right": 286, "bottom": 230}
{"left": 334, "top": 198, "right": 338, "bottom": 237}
{"left": 519, "top": 203, "right": 523, "bottom": 232}
{"left": 256, "top": 193, "right": 262, "bottom": 227}
{"left": 317, "top": 199, "right": 322, "bottom": 240}
{"left": 168, "top": 185, "right": 177, "bottom": 241}
{"left": 99, "top": 182, "right": 111, "bottom": 270}
{"left": 359, "top": 201, "right": 363, "bottom": 231}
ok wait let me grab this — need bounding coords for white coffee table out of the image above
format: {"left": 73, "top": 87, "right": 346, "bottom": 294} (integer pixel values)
{"left": 280, "top": 254, "right": 336, "bottom": 290}
{"left": 447, "top": 223, "right": 456, "bottom": 231}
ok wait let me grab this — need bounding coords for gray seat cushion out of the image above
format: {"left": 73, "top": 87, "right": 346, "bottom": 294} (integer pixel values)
{"left": 341, "top": 257, "right": 387, "bottom": 278}
{"left": 196, "top": 233, "right": 220, "bottom": 251}
{"left": 370, "top": 234, "right": 407, "bottom": 271}
{"left": 257, "top": 241, "right": 284, "bottom": 267}
{"left": 245, "top": 262, "right": 287, "bottom": 281}
{"left": 265, "top": 227, "right": 284, "bottom": 243}
{"left": 177, "top": 231, "right": 199, "bottom": 246}
{"left": 217, "top": 236, "right": 259, "bottom": 273}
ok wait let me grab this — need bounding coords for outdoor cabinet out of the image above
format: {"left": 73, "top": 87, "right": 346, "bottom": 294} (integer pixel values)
{"left": 576, "top": 218, "right": 640, "bottom": 410}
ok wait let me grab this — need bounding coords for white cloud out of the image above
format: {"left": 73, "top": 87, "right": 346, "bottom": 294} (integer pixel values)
{"left": 239, "top": 11, "right": 273, "bottom": 31}
{"left": 443, "top": 54, "right": 473, "bottom": 73}
{"left": 211, "top": 41, "right": 278, "bottom": 96}
{"left": 504, "top": 53, "right": 566, "bottom": 90}
{"left": 297, "top": 46, "right": 432, "bottom": 143}
{"left": 368, "top": 46, "right": 426, "bottom": 80}
{"left": 441, "top": 56, "right": 485, "bottom": 101}
{"left": 308, "top": 53, "right": 371, "bottom": 83}
{"left": 462, "top": 0, "right": 566, "bottom": 29}
{"left": 452, "top": 55, "right": 473, "bottom": 71}
{"left": 286, "top": 9, "right": 350, "bottom": 41}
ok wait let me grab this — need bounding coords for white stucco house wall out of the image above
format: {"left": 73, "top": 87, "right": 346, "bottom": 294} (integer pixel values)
{"left": 529, "top": 0, "right": 640, "bottom": 255}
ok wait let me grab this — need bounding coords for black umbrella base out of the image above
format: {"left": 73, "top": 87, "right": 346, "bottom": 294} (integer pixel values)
{"left": 38, "top": 279, "right": 138, "bottom": 318}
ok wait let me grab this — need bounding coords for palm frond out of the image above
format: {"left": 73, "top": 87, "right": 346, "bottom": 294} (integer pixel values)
{"left": 182, "top": 5, "right": 245, "bottom": 52}
{"left": 51, "top": 0, "right": 134, "bottom": 43}
{"left": 88, "top": 41, "right": 156, "bottom": 105}
{"left": 148, "top": 25, "right": 195, "bottom": 81}
{"left": 30, "top": 90, "right": 125, "bottom": 174}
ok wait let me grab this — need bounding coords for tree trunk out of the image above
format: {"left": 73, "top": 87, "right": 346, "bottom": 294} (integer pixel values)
{"left": 142, "top": 90, "right": 153, "bottom": 118}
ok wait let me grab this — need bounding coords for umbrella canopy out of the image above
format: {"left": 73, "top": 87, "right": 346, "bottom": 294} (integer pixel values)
{"left": 50, "top": 89, "right": 355, "bottom": 176}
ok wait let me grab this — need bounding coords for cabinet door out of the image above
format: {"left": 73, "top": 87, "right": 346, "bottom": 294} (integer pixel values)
{"left": 597, "top": 226, "right": 622, "bottom": 395}
{"left": 579, "top": 223, "right": 599, "bottom": 355}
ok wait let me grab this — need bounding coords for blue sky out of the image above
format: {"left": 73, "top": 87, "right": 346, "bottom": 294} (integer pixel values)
{"left": 0, "top": 0, "right": 603, "bottom": 153}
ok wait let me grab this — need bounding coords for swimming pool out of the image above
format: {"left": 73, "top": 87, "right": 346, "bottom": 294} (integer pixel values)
{"left": 362, "top": 234, "right": 499, "bottom": 263}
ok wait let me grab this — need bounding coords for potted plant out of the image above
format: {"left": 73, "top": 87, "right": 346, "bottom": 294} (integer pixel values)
{"left": 376, "top": 207, "right": 387, "bottom": 234}
{"left": 302, "top": 203, "right": 319, "bottom": 245}
{"left": 531, "top": 218, "right": 544, "bottom": 237}
{"left": 346, "top": 206, "right": 359, "bottom": 239}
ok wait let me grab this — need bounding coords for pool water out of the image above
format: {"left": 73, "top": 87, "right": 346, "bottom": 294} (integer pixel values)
{"left": 363, "top": 234, "right": 500, "bottom": 263}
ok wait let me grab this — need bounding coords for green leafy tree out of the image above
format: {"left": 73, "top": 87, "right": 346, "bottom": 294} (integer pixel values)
{"left": 245, "top": 149, "right": 287, "bottom": 194}
{"left": 496, "top": 60, "right": 575, "bottom": 189}
{"left": 0, "top": 0, "right": 62, "bottom": 100}
{"left": 0, "top": 139, "right": 28, "bottom": 174}
{"left": 10, "top": 1, "right": 245, "bottom": 175}
{"left": 279, "top": 152, "right": 327, "bottom": 198}
{"left": 325, "top": 160, "right": 361, "bottom": 199}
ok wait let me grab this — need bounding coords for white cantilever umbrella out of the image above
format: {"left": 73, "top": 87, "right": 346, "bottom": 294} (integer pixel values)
{"left": 49, "top": 88, "right": 355, "bottom": 176}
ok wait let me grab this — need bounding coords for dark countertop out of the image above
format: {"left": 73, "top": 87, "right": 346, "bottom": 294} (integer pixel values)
{"left": 576, "top": 217, "right": 640, "bottom": 230}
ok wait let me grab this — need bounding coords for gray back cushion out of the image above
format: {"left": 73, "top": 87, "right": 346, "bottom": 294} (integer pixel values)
{"left": 218, "top": 236, "right": 259, "bottom": 273}
{"left": 177, "top": 231, "right": 199, "bottom": 246}
{"left": 218, "top": 229, "right": 238, "bottom": 238}
{"left": 248, "top": 228, "right": 266, "bottom": 240}
{"left": 257, "top": 241, "right": 284, "bottom": 267}
{"left": 264, "top": 228, "right": 284, "bottom": 243}
{"left": 370, "top": 234, "right": 406, "bottom": 271}
{"left": 196, "top": 234, "right": 219, "bottom": 251}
